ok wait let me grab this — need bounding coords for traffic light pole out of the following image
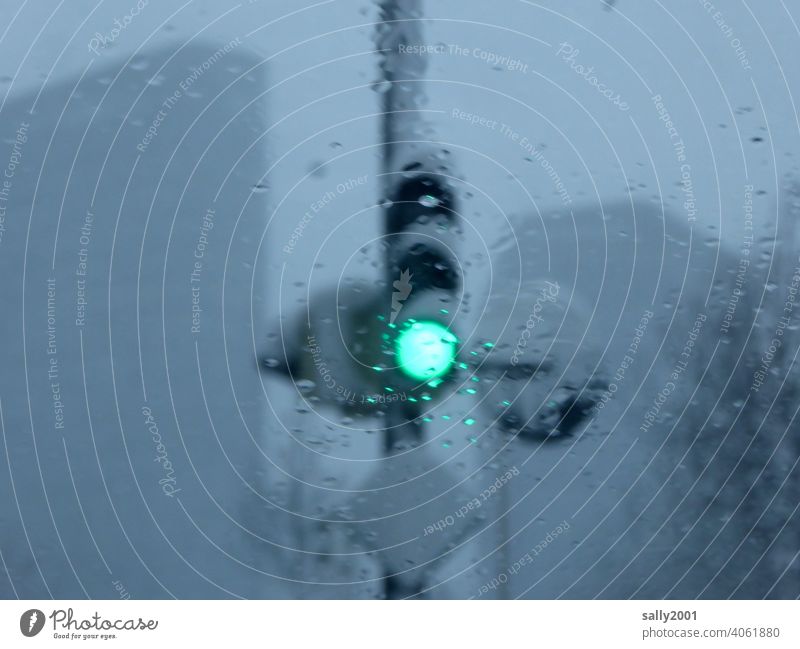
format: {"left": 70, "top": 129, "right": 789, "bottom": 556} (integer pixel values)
{"left": 376, "top": 0, "right": 427, "bottom": 181}
{"left": 265, "top": 1, "right": 507, "bottom": 598}
{"left": 377, "top": 0, "right": 428, "bottom": 457}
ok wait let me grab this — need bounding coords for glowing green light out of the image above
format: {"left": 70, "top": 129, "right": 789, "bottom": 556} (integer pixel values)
{"left": 464, "top": 418, "right": 476, "bottom": 426}
{"left": 395, "top": 320, "right": 457, "bottom": 381}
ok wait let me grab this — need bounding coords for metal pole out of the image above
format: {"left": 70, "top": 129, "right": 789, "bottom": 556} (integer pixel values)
{"left": 376, "top": 0, "right": 486, "bottom": 599}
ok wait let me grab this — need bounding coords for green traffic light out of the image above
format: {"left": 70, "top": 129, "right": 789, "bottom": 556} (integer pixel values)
{"left": 395, "top": 320, "right": 457, "bottom": 381}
